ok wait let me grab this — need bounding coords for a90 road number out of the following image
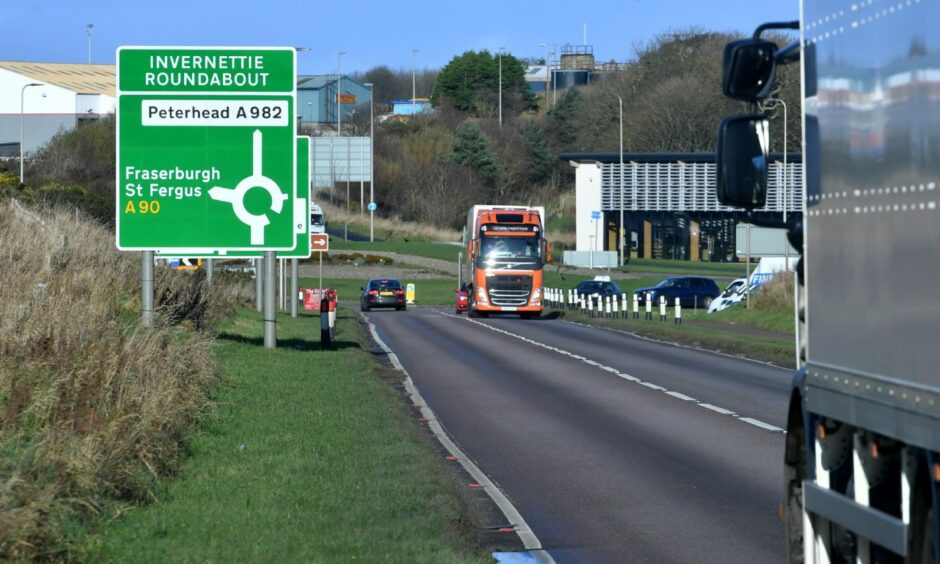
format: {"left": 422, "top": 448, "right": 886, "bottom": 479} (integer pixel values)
{"left": 125, "top": 200, "right": 161, "bottom": 214}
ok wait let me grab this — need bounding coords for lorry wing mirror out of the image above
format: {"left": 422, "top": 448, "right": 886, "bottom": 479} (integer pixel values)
{"left": 716, "top": 114, "right": 770, "bottom": 210}
{"left": 722, "top": 39, "right": 777, "bottom": 101}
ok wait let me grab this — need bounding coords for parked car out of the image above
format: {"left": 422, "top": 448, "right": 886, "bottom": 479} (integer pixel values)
{"left": 633, "top": 276, "right": 721, "bottom": 308}
{"left": 707, "top": 278, "right": 749, "bottom": 313}
{"left": 455, "top": 284, "right": 469, "bottom": 314}
{"left": 574, "top": 276, "right": 623, "bottom": 305}
{"left": 360, "top": 278, "right": 406, "bottom": 311}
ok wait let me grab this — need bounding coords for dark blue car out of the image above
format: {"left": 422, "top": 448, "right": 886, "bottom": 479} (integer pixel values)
{"left": 633, "top": 276, "right": 720, "bottom": 308}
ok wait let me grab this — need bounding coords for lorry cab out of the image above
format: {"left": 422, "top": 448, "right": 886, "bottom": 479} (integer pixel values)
{"left": 465, "top": 206, "right": 549, "bottom": 318}
{"left": 310, "top": 203, "right": 325, "bottom": 235}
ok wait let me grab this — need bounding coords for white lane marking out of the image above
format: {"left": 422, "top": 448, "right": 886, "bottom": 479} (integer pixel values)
{"left": 740, "top": 417, "right": 786, "bottom": 433}
{"left": 441, "top": 312, "right": 785, "bottom": 435}
{"left": 563, "top": 319, "right": 789, "bottom": 371}
{"left": 361, "top": 312, "right": 553, "bottom": 560}
{"left": 699, "top": 403, "right": 737, "bottom": 416}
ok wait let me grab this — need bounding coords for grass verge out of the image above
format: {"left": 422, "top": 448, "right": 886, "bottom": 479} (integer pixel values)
{"left": 92, "top": 308, "right": 487, "bottom": 563}
{"left": 551, "top": 305, "right": 795, "bottom": 367}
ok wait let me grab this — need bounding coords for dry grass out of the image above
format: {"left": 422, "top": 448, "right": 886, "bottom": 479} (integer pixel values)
{"left": 752, "top": 271, "right": 795, "bottom": 312}
{"left": 319, "top": 199, "right": 462, "bottom": 242}
{"left": 0, "top": 199, "right": 251, "bottom": 560}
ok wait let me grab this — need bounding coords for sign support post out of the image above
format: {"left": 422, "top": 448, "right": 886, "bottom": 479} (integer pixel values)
{"left": 255, "top": 258, "right": 263, "bottom": 312}
{"left": 142, "top": 251, "right": 154, "bottom": 327}
{"left": 290, "top": 258, "right": 298, "bottom": 318}
{"left": 264, "top": 251, "right": 276, "bottom": 348}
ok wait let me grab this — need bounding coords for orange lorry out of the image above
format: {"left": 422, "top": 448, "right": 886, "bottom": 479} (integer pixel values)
{"left": 464, "top": 205, "right": 549, "bottom": 319}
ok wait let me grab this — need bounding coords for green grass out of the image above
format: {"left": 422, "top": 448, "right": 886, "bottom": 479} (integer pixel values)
{"left": 331, "top": 239, "right": 465, "bottom": 263}
{"left": 299, "top": 277, "right": 459, "bottom": 306}
{"left": 92, "top": 308, "right": 486, "bottom": 563}
{"left": 617, "top": 258, "right": 747, "bottom": 278}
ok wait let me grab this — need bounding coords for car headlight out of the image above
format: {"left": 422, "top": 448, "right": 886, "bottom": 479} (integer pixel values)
{"left": 476, "top": 287, "right": 488, "bottom": 304}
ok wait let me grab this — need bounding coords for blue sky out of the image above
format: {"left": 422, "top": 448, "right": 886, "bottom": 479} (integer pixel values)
{"left": 3, "top": 0, "right": 798, "bottom": 74}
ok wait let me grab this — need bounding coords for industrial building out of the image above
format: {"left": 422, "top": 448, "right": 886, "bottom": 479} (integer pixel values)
{"left": 0, "top": 61, "right": 115, "bottom": 157}
{"left": 525, "top": 45, "right": 627, "bottom": 95}
{"left": 297, "top": 74, "right": 372, "bottom": 129}
{"left": 561, "top": 152, "right": 803, "bottom": 263}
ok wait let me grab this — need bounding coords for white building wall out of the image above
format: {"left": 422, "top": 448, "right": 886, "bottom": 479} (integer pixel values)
{"left": 0, "top": 68, "right": 114, "bottom": 154}
{"left": 574, "top": 161, "right": 602, "bottom": 252}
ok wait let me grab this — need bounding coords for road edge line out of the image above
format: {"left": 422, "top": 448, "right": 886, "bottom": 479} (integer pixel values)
{"left": 360, "top": 312, "right": 554, "bottom": 563}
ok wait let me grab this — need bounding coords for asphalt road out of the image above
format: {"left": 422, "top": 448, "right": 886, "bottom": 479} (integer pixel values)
{"left": 366, "top": 307, "right": 791, "bottom": 564}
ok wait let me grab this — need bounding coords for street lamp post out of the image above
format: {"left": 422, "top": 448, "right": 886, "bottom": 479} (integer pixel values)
{"left": 19, "top": 83, "right": 42, "bottom": 185}
{"left": 411, "top": 49, "right": 419, "bottom": 117}
{"left": 539, "top": 43, "right": 551, "bottom": 106}
{"left": 764, "top": 97, "right": 789, "bottom": 271}
{"left": 616, "top": 94, "right": 624, "bottom": 266}
{"left": 365, "top": 83, "right": 375, "bottom": 242}
{"left": 337, "top": 51, "right": 345, "bottom": 135}
{"left": 87, "top": 24, "right": 94, "bottom": 64}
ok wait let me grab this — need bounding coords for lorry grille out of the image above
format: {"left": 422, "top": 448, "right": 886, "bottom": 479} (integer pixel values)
{"left": 486, "top": 275, "right": 532, "bottom": 306}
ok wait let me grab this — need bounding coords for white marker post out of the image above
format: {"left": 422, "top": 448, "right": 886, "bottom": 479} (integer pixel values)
{"left": 674, "top": 297, "right": 682, "bottom": 325}
{"left": 645, "top": 293, "right": 653, "bottom": 320}
{"left": 612, "top": 295, "right": 619, "bottom": 317}
{"left": 633, "top": 294, "right": 639, "bottom": 319}
{"left": 659, "top": 295, "right": 667, "bottom": 321}
{"left": 622, "top": 294, "right": 628, "bottom": 319}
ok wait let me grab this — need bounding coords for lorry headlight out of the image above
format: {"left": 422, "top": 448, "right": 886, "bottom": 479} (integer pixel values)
{"left": 530, "top": 288, "right": 541, "bottom": 305}
{"left": 477, "top": 287, "right": 488, "bottom": 304}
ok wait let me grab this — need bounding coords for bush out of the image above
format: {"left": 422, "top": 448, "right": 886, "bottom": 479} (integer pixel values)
{"left": 752, "top": 271, "right": 794, "bottom": 312}
{"left": 0, "top": 199, "right": 250, "bottom": 560}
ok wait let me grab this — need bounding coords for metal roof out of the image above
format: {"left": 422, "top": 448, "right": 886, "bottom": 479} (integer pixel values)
{"left": 560, "top": 152, "right": 802, "bottom": 164}
{"left": 0, "top": 61, "right": 115, "bottom": 95}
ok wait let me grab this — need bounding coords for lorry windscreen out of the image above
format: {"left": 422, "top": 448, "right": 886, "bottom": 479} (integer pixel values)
{"left": 479, "top": 236, "right": 541, "bottom": 268}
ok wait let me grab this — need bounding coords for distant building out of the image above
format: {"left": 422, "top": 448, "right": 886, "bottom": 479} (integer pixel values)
{"left": 297, "top": 74, "right": 372, "bottom": 129}
{"left": 0, "top": 61, "right": 115, "bottom": 156}
{"left": 561, "top": 152, "right": 803, "bottom": 262}
{"left": 526, "top": 45, "right": 630, "bottom": 96}
{"left": 391, "top": 98, "right": 432, "bottom": 116}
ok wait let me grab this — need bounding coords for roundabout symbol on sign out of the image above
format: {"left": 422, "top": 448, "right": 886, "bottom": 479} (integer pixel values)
{"left": 208, "top": 129, "right": 289, "bottom": 245}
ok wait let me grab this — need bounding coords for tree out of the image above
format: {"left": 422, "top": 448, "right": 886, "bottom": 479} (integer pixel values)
{"left": 452, "top": 121, "right": 499, "bottom": 185}
{"left": 431, "top": 50, "right": 535, "bottom": 117}
{"left": 518, "top": 122, "right": 554, "bottom": 184}
{"left": 545, "top": 88, "right": 584, "bottom": 150}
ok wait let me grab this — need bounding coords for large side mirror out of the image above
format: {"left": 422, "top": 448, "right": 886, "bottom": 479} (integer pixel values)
{"left": 722, "top": 39, "right": 777, "bottom": 101}
{"left": 716, "top": 114, "right": 770, "bottom": 210}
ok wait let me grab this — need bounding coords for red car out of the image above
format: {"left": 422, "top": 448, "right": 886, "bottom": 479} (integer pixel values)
{"left": 455, "top": 285, "right": 470, "bottom": 314}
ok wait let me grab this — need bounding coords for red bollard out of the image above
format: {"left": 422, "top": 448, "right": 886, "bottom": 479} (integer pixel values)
{"left": 320, "top": 296, "right": 332, "bottom": 349}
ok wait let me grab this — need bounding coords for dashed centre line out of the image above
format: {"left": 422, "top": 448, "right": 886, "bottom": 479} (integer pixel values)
{"left": 442, "top": 312, "right": 785, "bottom": 434}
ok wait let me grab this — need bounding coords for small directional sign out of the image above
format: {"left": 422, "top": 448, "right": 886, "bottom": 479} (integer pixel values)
{"left": 311, "top": 233, "right": 329, "bottom": 252}
{"left": 367, "top": 202, "right": 377, "bottom": 212}
{"left": 591, "top": 211, "right": 601, "bottom": 220}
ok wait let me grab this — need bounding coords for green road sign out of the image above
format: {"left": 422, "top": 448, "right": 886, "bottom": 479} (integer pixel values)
{"left": 157, "top": 137, "right": 312, "bottom": 260}
{"left": 116, "top": 46, "right": 297, "bottom": 251}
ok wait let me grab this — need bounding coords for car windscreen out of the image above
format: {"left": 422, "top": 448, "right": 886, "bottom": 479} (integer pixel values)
{"left": 311, "top": 213, "right": 324, "bottom": 226}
